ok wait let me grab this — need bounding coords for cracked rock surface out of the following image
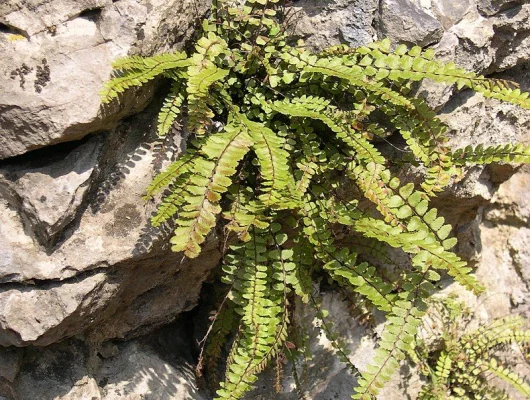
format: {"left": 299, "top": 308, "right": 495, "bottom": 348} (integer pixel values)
{"left": 0, "top": 0, "right": 207, "bottom": 159}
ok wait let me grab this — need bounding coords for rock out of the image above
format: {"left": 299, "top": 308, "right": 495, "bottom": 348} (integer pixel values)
{"left": 0, "top": 136, "right": 104, "bottom": 247}
{"left": 490, "top": 4, "right": 530, "bottom": 71}
{"left": 439, "top": 62, "right": 530, "bottom": 148}
{"left": 96, "top": 341, "right": 207, "bottom": 400}
{"left": 478, "top": 0, "right": 525, "bottom": 16}
{"left": 0, "top": 104, "right": 221, "bottom": 347}
{"left": 416, "top": 5, "right": 530, "bottom": 108}
{"left": 0, "top": 0, "right": 208, "bottom": 160}
{"left": 484, "top": 165, "right": 530, "bottom": 225}
{"left": 14, "top": 340, "right": 101, "bottom": 400}
{"left": 289, "top": 0, "right": 378, "bottom": 50}
{"left": 8, "top": 329, "right": 206, "bottom": 400}
{"left": 377, "top": 0, "right": 444, "bottom": 47}
{"left": 0, "top": 272, "right": 112, "bottom": 347}
{"left": 0, "top": 347, "right": 22, "bottom": 382}
{"left": 421, "top": 0, "right": 474, "bottom": 29}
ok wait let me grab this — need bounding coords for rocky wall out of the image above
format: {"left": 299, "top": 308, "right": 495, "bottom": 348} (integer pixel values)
{"left": 0, "top": 0, "right": 529, "bottom": 399}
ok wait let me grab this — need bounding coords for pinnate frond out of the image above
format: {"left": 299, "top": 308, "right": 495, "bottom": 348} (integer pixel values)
{"left": 170, "top": 122, "right": 253, "bottom": 257}
{"left": 101, "top": 51, "right": 190, "bottom": 103}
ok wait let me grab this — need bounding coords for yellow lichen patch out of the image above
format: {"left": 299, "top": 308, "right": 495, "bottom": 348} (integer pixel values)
{"left": 8, "top": 34, "right": 26, "bottom": 42}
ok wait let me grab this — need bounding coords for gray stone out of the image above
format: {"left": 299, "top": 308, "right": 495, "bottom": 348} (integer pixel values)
{"left": 0, "top": 272, "right": 112, "bottom": 346}
{"left": 377, "top": 0, "right": 444, "bottom": 47}
{"left": 415, "top": 5, "right": 530, "bottom": 109}
{"left": 490, "top": 4, "right": 530, "bottom": 71}
{"left": 0, "top": 106, "right": 221, "bottom": 347}
{"left": 8, "top": 332, "right": 207, "bottom": 400}
{"left": 0, "top": 136, "right": 104, "bottom": 247}
{"left": 0, "top": 347, "right": 22, "bottom": 382}
{"left": 289, "top": 0, "right": 378, "bottom": 50}
{"left": 96, "top": 341, "right": 207, "bottom": 400}
{"left": 14, "top": 340, "right": 100, "bottom": 400}
{"left": 484, "top": 165, "right": 530, "bottom": 225}
{"left": 0, "top": 0, "right": 208, "bottom": 160}
{"left": 478, "top": 0, "right": 525, "bottom": 16}
{"left": 426, "top": 0, "right": 474, "bottom": 29}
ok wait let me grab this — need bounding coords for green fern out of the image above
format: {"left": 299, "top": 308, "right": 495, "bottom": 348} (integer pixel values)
{"left": 418, "top": 310, "right": 530, "bottom": 400}
{"left": 102, "top": 0, "right": 530, "bottom": 398}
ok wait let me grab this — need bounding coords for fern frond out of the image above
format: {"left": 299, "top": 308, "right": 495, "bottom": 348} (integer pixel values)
{"left": 187, "top": 32, "right": 230, "bottom": 135}
{"left": 150, "top": 174, "right": 191, "bottom": 227}
{"left": 239, "top": 114, "right": 295, "bottom": 208}
{"left": 452, "top": 143, "right": 530, "bottom": 166}
{"left": 170, "top": 122, "right": 253, "bottom": 258}
{"left": 217, "top": 229, "right": 288, "bottom": 399}
{"left": 157, "top": 79, "right": 186, "bottom": 137}
{"left": 144, "top": 151, "right": 196, "bottom": 198}
{"left": 199, "top": 302, "right": 237, "bottom": 385}
{"left": 353, "top": 296, "right": 425, "bottom": 399}
{"left": 101, "top": 51, "right": 190, "bottom": 103}
{"left": 110, "top": 51, "right": 188, "bottom": 71}
{"left": 325, "top": 41, "right": 530, "bottom": 109}
{"left": 301, "top": 200, "right": 396, "bottom": 312}
{"left": 481, "top": 358, "right": 530, "bottom": 398}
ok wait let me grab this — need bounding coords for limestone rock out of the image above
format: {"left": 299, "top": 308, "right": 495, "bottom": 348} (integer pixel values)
{"left": 0, "top": 347, "right": 22, "bottom": 383}
{"left": 421, "top": 0, "right": 474, "bottom": 29}
{"left": 0, "top": 272, "right": 111, "bottom": 347}
{"left": 96, "top": 341, "right": 207, "bottom": 400}
{"left": 8, "top": 328, "right": 206, "bottom": 400}
{"left": 377, "top": 0, "right": 444, "bottom": 46}
{"left": 478, "top": 0, "right": 525, "bottom": 16}
{"left": 0, "top": 105, "right": 221, "bottom": 347}
{"left": 416, "top": 5, "right": 530, "bottom": 108}
{"left": 289, "top": 0, "right": 378, "bottom": 50}
{"left": 0, "top": 136, "right": 104, "bottom": 247}
{"left": 0, "top": 0, "right": 208, "bottom": 160}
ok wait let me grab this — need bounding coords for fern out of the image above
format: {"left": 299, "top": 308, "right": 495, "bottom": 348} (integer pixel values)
{"left": 102, "top": 0, "right": 530, "bottom": 398}
{"left": 100, "top": 51, "right": 189, "bottom": 103}
{"left": 418, "top": 310, "right": 530, "bottom": 400}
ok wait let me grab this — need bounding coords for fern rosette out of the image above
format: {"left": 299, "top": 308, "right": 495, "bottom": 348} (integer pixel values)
{"left": 102, "top": 0, "right": 530, "bottom": 398}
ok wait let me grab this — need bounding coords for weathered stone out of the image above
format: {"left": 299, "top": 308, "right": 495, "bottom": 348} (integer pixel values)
{"left": 378, "top": 0, "right": 444, "bottom": 46}
{"left": 421, "top": 0, "right": 474, "bottom": 29}
{"left": 7, "top": 327, "right": 206, "bottom": 400}
{"left": 14, "top": 340, "right": 100, "bottom": 400}
{"left": 490, "top": 5, "right": 530, "bottom": 71}
{"left": 0, "top": 272, "right": 112, "bottom": 346}
{"left": 0, "top": 0, "right": 208, "bottom": 160}
{"left": 484, "top": 165, "right": 530, "bottom": 225}
{"left": 289, "top": 0, "right": 378, "bottom": 50}
{"left": 478, "top": 0, "right": 525, "bottom": 16}
{"left": 416, "top": 6, "right": 530, "bottom": 108}
{"left": 0, "top": 347, "right": 22, "bottom": 382}
{"left": 96, "top": 341, "right": 206, "bottom": 400}
{"left": 439, "top": 63, "right": 530, "bottom": 148}
{"left": 0, "top": 136, "right": 103, "bottom": 247}
{"left": 0, "top": 105, "right": 221, "bottom": 347}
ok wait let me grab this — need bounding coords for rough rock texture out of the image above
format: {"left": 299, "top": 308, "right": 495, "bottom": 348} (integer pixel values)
{"left": 289, "top": 0, "right": 378, "bottom": 49}
{"left": 0, "top": 0, "right": 208, "bottom": 159}
{"left": 1, "top": 0, "right": 530, "bottom": 399}
{"left": 3, "top": 322, "right": 206, "bottom": 400}
{"left": 377, "top": 0, "right": 444, "bottom": 47}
